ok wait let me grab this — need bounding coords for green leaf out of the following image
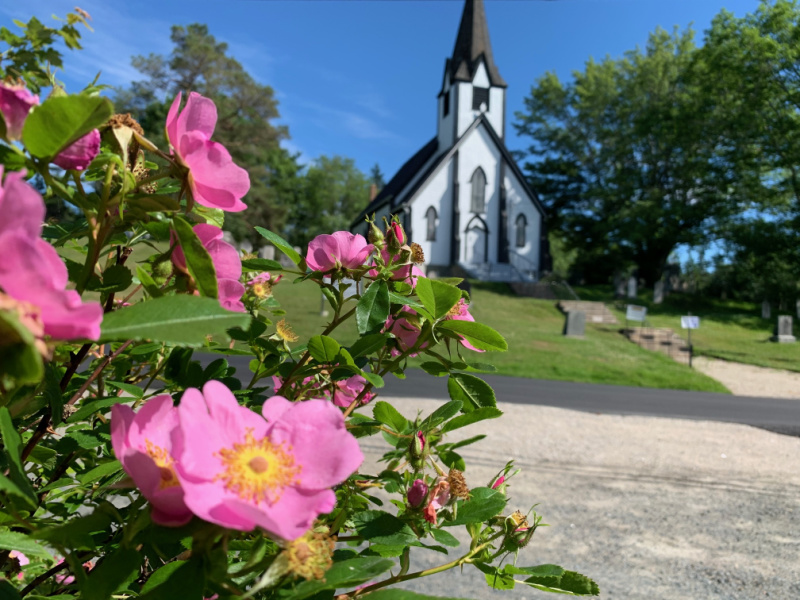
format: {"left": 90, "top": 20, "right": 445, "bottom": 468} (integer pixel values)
{"left": 0, "top": 473, "right": 35, "bottom": 507}
{"left": 442, "top": 487, "right": 506, "bottom": 527}
{"left": 372, "top": 401, "right": 408, "bottom": 432}
{"left": 437, "top": 320, "right": 508, "bottom": 352}
{"left": 388, "top": 292, "right": 424, "bottom": 309}
{"left": 81, "top": 548, "right": 140, "bottom": 600}
{"left": 519, "top": 565, "right": 600, "bottom": 596}
{"left": 0, "top": 408, "right": 36, "bottom": 507}
{"left": 86, "top": 264, "right": 132, "bottom": 293}
{"left": 68, "top": 397, "right": 133, "bottom": 423}
{"left": 353, "top": 510, "right": 420, "bottom": 547}
{"left": 0, "top": 309, "right": 44, "bottom": 386}
{"left": 105, "top": 380, "right": 144, "bottom": 398}
{"left": 0, "top": 530, "right": 53, "bottom": 558}
{"left": 241, "top": 258, "right": 283, "bottom": 272}
{"left": 0, "top": 579, "right": 21, "bottom": 600}
{"left": 255, "top": 227, "right": 302, "bottom": 266}
{"left": 22, "top": 95, "right": 113, "bottom": 159}
{"left": 447, "top": 373, "right": 496, "bottom": 412}
{"left": 307, "top": 335, "right": 341, "bottom": 363}
{"left": 349, "top": 333, "right": 387, "bottom": 358}
{"left": 430, "top": 528, "right": 460, "bottom": 547}
{"left": 362, "top": 371, "right": 384, "bottom": 388}
{"left": 441, "top": 407, "right": 502, "bottom": 432}
{"left": 135, "top": 266, "right": 163, "bottom": 298}
{"left": 281, "top": 557, "right": 394, "bottom": 600}
{"left": 415, "top": 277, "right": 461, "bottom": 319}
{"left": 419, "top": 361, "right": 449, "bottom": 377}
{"left": 126, "top": 195, "right": 180, "bottom": 214}
{"left": 78, "top": 460, "right": 122, "bottom": 485}
{"left": 100, "top": 295, "right": 250, "bottom": 346}
{"left": 139, "top": 559, "right": 205, "bottom": 600}
{"left": 35, "top": 511, "right": 112, "bottom": 551}
{"left": 357, "top": 280, "right": 390, "bottom": 335}
{"left": 421, "top": 400, "right": 462, "bottom": 428}
{"left": 173, "top": 217, "right": 218, "bottom": 299}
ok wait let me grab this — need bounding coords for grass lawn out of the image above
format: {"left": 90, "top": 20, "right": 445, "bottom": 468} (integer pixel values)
{"left": 272, "top": 278, "right": 729, "bottom": 393}
{"left": 573, "top": 285, "right": 800, "bottom": 373}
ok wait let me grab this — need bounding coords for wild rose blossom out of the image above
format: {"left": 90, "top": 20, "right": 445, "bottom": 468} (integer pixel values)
{"left": 332, "top": 375, "right": 376, "bottom": 408}
{"left": 444, "top": 298, "right": 484, "bottom": 353}
{"left": 111, "top": 395, "right": 193, "bottom": 526}
{"left": 171, "top": 223, "right": 246, "bottom": 312}
{"left": 0, "top": 168, "right": 103, "bottom": 340}
{"left": 407, "top": 479, "right": 428, "bottom": 508}
{"left": 423, "top": 478, "right": 451, "bottom": 524}
{"left": 53, "top": 129, "right": 100, "bottom": 171}
{"left": 369, "top": 247, "right": 425, "bottom": 288}
{"left": 306, "top": 231, "right": 373, "bottom": 272}
{"left": 166, "top": 91, "right": 250, "bottom": 212}
{"left": 0, "top": 80, "right": 38, "bottom": 140}
{"left": 383, "top": 306, "right": 426, "bottom": 357}
{"left": 172, "top": 381, "right": 363, "bottom": 540}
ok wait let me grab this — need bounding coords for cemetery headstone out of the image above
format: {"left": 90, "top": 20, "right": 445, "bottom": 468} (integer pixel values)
{"left": 627, "top": 276, "right": 637, "bottom": 298}
{"left": 772, "top": 315, "right": 796, "bottom": 343}
{"left": 258, "top": 245, "right": 276, "bottom": 260}
{"left": 239, "top": 239, "right": 253, "bottom": 255}
{"left": 614, "top": 272, "right": 625, "bottom": 298}
{"left": 796, "top": 299, "right": 800, "bottom": 319}
{"left": 563, "top": 310, "right": 586, "bottom": 338}
{"left": 762, "top": 300, "right": 771, "bottom": 320}
{"left": 654, "top": 281, "right": 664, "bottom": 304}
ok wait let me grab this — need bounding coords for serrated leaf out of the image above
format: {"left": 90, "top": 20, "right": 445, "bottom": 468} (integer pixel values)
{"left": 139, "top": 559, "right": 205, "bottom": 600}
{"left": 421, "top": 400, "right": 462, "bottom": 428}
{"left": 415, "top": 277, "right": 461, "bottom": 319}
{"left": 80, "top": 547, "right": 140, "bottom": 600}
{"left": 135, "top": 266, "right": 163, "bottom": 298}
{"left": 0, "top": 408, "right": 36, "bottom": 507}
{"left": 0, "top": 530, "right": 53, "bottom": 559}
{"left": 372, "top": 401, "right": 408, "bottom": 432}
{"left": 255, "top": 227, "right": 302, "bottom": 266}
{"left": 441, "top": 407, "right": 502, "bottom": 432}
{"left": 437, "top": 320, "right": 508, "bottom": 352}
{"left": 173, "top": 217, "right": 218, "bottom": 299}
{"left": 241, "top": 258, "right": 283, "bottom": 272}
{"left": 105, "top": 380, "right": 144, "bottom": 398}
{"left": 442, "top": 487, "right": 506, "bottom": 527}
{"left": 353, "top": 510, "right": 421, "bottom": 547}
{"left": 68, "top": 397, "right": 133, "bottom": 422}
{"left": 349, "top": 333, "right": 387, "bottom": 357}
{"left": 281, "top": 557, "right": 394, "bottom": 600}
{"left": 419, "top": 361, "right": 450, "bottom": 377}
{"left": 100, "top": 296, "right": 250, "bottom": 346}
{"left": 22, "top": 94, "right": 113, "bottom": 158}
{"left": 447, "top": 373, "right": 496, "bottom": 412}
{"left": 357, "top": 280, "right": 389, "bottom": 335}
{"left": 362, "top": 371, "right": 384, "bottom": 388}
{"left": 307, "top": 335, "right": 341, "bottom": 363}
{"left": 78, "top": 460, "right": 122, "bottom": 485}
{"left": 430, "top": 528, "right": 460, "bottom": 547}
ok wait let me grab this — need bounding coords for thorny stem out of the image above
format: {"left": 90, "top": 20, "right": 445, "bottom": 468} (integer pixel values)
{"left": 349, "top": 542, "right": 492, "bottom": 598}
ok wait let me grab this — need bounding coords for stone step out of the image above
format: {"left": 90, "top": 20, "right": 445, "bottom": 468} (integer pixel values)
{"left": 624, "top": 327, "right": 691, "bottom": 364}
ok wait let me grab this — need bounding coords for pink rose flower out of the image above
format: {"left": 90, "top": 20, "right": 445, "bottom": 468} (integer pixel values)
{"left": 407, "top": 479, "right": 428, "bottom": 508}
{"left": 111, "top": 395, "right": 193, "bottom": 527}
{"left": 444, "top": 298, "right": 484, "bottom": 353}
{"left": 172, "top": 381, "right": 364, "bottom": 540}
{"left": 53, "top": 129, "right": 100, "bottom": 171}
{"left": 0, "top": 80, "right": 39, "bottom": 140}
{"left": 166, "top": 92, "right": 250, "bottom": 212}
{"left": 383, "top": 306, "right": 426, "bottom": 357}
{"left": 0, "top": 169, "right": 102, "bottom": 340}
{"left": 9, "top": 550, "right": 28, "bottom": 581}
{"left": 332, "top": 375, "right": 375, "bottom": 408}
{"left": 423, "top": 478, "right": 451, "bottom": 524}
{"left": 172, "top": 223, "right": 245, "bottom": 312}
{"left": 306, "top": 231, "right": 373, "bottom": 272}
{"left": 369, "top": 248, "right": 424, "bottom": 288}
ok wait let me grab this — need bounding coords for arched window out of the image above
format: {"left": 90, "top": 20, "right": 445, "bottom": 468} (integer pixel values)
{"left": 470, "top": 168, "right": 486, "bottom": 213}
{"left": 426, "top": 206, "right": 438, "bottom": 241}
{"left": 515, "top": 214, "right": 527, "bottom": 247}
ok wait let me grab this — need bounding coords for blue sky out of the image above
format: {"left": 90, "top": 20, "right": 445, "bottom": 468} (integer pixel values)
{"left": 3, "top": 0, "right": 759, "bottom": 180}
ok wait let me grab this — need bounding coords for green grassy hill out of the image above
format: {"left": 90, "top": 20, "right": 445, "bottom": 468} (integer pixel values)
{"left": 272, "top": 279, "right": 729, "bottom": 393}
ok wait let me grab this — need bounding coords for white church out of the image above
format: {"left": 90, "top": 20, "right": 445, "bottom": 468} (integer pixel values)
{"left": 351, "top": 0, "right": 548, "bottom": 282}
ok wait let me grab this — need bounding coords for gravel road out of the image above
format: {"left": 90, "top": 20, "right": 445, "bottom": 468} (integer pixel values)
{"left": 694, "top": 357, "right": 800, "bottom": 400}
{"left": 358, "top": 397, "right": 800, "bottom": 600}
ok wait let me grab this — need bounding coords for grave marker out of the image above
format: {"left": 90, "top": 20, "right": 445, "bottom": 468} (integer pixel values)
{"left": 654, "top": 281, "right": 664, "bottom": 304}
{"left": 762, "top": 300, "right": 771, "bottom": 319}
{"left": 563, "top": 310, "right": 586, "bottom": 338}
{"left": 627, "top": 276, "right": 637, "bottom": 298}
{"left": 772, "top": 315, "right": 796, "bottom": 343}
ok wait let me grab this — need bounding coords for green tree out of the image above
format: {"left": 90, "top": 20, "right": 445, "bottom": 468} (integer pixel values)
{"left": 370, "top": 162, "right": 386, "bottom": 189}
{"left": 515, "top": 27, "right": 743, "bottom": 285}
{"left": 115, "top": 24, "right": 299, "bottom": 244}
{"left": 286, "top": 155, "right": 371, "bottom": 247}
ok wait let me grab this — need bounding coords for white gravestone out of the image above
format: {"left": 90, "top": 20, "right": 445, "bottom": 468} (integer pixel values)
{"left": 627, "top": 276, "right": 637, "bottom": 299}
{"left": 654, "top": 281, "right": 664, "bottom": 304}
{"left": 762, "top": 301, "right": 771, "bottom": 320}
{"left": 258, "top": 246, "right": 276, "bottom": 260}
{"left": 563, "top": 310, "right": 586, "bottom": 338}
{"left": 772, "top": 315, "right": 796, "bottom": 343}
{"left": 614, "top": 272, "right": 626, "bottom": 298}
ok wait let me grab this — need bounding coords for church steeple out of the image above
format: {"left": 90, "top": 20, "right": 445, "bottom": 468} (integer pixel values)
{"left": 448, "top": 0, "right": 506, "bottom": 88}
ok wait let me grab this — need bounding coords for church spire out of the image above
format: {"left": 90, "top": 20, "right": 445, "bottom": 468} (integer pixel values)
{"left": 449, "top": 0, "right": 507, "bottom": 88}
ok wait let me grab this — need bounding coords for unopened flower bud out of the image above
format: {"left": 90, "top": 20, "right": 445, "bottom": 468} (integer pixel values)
{"left": 386, "top": 220, "right": 405, "bottom": 255}
{"left": 151, "top": 259, "right": 173, "bottom": 285}
{"left": 368, "top": 221, "right": 384, "bottom": 249}
{"left": 410, "top": 431, "right": 425, "bottom": 458}
{"left": 407, "top": 478, "right": 428, "bottom": 508}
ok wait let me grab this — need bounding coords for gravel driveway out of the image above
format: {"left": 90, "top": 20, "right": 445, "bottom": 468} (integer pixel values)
{"left": 694, "top": 357, "right": 800, "bottom": 400}
{"left": 359, "top": 397, "right": 800, "bottom": 599}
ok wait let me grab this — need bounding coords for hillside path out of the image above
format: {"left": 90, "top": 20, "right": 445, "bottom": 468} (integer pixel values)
{"left": 694, "top": 356, "right": 800, "bottom": 400}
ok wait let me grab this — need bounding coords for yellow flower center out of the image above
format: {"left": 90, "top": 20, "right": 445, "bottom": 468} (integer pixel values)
{"left": 145, "top": 440, "right": 181, "bottom": 490}
{"left": 215, "top": 429, "right": 301, "bottom": 504}
{"left": 286, "top": 529, "right": 334, "bottom": 580}
{"left": 276, "top": 319, "right": 299, "bottom": 342}
{"left": 253, "top": 281, "right": 273, "bottom": 299}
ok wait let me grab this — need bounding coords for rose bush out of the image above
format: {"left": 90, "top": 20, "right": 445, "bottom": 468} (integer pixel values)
{"left": 0, "top": 12, "right": 598, "bottom": 600}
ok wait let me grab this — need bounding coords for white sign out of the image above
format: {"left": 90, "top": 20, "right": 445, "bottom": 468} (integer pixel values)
{"left": 626, "top": 305, "right": 647, "bottom": 322}
{"left": 681, "top": 316, "right": 700, "bottom": 330}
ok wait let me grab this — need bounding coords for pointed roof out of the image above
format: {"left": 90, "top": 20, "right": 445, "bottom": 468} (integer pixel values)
{"left": 448, "top": 0, "right": 507, "bottom": 88}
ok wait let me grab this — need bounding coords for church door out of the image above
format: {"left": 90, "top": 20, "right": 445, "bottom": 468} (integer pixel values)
{"left": 463, "top": 216, "right": 488, "bottom": 264}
